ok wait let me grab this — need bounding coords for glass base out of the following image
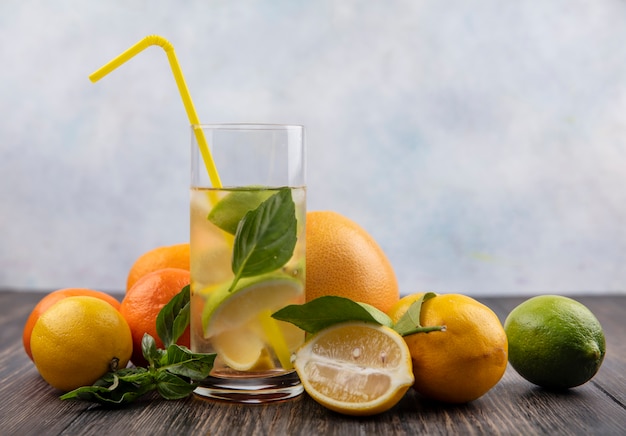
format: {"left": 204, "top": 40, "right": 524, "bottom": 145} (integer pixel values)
{"left": 193, "top": 371, "right": 303, "bottom": 404}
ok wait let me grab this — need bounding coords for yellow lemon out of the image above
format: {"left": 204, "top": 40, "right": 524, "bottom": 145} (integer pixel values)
{"left": 294, "top": 321, "right": 414, "bottom": 416}
{"left": 30, "top": 296, "right": 133, "bottom": 392}
{"left": 388, "top": 293, "right": 508, "bottom": 403}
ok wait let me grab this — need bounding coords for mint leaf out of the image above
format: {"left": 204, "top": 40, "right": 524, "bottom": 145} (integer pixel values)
{"left": 142, "top": 333, "right": 165, "bottom": 366}
{"left": 356, "top": 302, "right": 394, "bottom": 327}
{"left": 393, "top": 292, "right": 445, "bottom": 336}
{"left": 155, "top": 371, "right": 197, "bottom": 400}
{"left": 61, "top": 337, "right": 215, "bottom": 406}
{"left": 230, "top": 188, "right": 297, "bottom": 291}
{"left": 60, "top": 382, "right": 150, "bottom": 405}
{"left": 156, "top": 284, "right": 191, "bottom": 348}
{"left": 161, "top": 344, "right": 216, "bottom": 380}
{"left": 207, "top": 188, "right": 274, "bottom": 235}
{"left": 60, "top": 368, "right": 155, "bottom": 406}
{"left": 272, "top": 296, "right": 391, "bottom": 334}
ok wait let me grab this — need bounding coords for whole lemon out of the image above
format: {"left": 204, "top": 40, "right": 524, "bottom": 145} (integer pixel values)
{"left": 388, "top": 293, "right": 508, "bottom": 403}
{"left": 22, "top": 288, "right": 121, "bottom": 361}
{"left": 504, "top": 295, "right": 605, "bottom": 390}
{"left": 305, "top": 211, "right": 399, "bottom": 313}
{"left": 30, "top": 296, "right": 133, "bottom": 392}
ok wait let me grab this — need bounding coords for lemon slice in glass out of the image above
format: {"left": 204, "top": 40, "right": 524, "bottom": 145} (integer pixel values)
{"left": 211, "top": 325, "right": 266, "bottom": 371}
{"left": 294, "top": 321, "right": 414, "bottom": 416}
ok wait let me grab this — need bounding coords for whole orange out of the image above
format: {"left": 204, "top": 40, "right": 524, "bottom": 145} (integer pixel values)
{"left": 126, "top": 243, "right": 190, "bottom": 291}
{"left": 388, "top": 293, "right": 508, "bottom": 403}
{"left": 305, "top": 211, "right": 399, "bottom": 313}
{"left": 23, "top": 288, "right": 121, "bottom": 361}
{"left": 120, "top": 267, "right": 191, "bottom": 366}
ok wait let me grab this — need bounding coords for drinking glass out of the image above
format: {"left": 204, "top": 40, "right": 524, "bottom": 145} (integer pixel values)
{"left": 190, "top": 124, "right": 306, "bottom": 403}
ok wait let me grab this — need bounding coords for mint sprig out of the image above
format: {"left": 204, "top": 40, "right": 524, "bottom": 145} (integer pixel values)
{"left": 60, "top": 285, "right": 216, "bottom": 406}
{"left": 272, "top": 293, "right": 445, "bottom": 337}
{"left": 156, "top": 283, "right": 191, "bottom": 349}
{"left": 272, "top": 296, "right": 393, "bottom": 334}
{"left": 61, "top": 188, "right": 299, "bottom": 406}
{"left": 229, "top": 188, "right": 297, "bottom": 291}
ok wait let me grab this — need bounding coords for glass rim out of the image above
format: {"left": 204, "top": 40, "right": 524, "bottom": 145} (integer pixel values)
{"left": 191, "top": 123, "right": 303, "bottom": 131}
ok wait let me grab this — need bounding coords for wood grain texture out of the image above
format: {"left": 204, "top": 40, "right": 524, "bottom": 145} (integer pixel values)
{"left": 1, "top": 292, "right": 624, "bottom": 435}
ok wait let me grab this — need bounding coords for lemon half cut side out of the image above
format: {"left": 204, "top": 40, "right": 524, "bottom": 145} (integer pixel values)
{"left": 294, "top": 321, "right": 414, "bottom": 416}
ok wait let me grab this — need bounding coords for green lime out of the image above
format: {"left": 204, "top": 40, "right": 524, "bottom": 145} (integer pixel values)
{"left": 201, "top": 274, "right": 303, "bottom": 334}
{"left": 504, "top": 295, "right": 605, "bottom": 390}
{"left": 207, "top": 188, "right": 275, "bottom": 234}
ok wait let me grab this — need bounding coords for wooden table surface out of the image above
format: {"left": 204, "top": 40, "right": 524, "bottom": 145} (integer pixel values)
{"left": 1, "top": 291, "right": 624, "bottom": 435}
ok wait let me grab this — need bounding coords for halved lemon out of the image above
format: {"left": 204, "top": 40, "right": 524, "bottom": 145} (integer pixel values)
{"left": 294, "top": 321, "right": 414, "bottom": 416}
{"left": 203, "top": 275, "right": 304, "bottom": 371}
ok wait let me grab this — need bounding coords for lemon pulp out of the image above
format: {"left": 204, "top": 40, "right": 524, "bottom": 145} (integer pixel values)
{"left": 294, "top": 321, "right": 414, "bottom": 416}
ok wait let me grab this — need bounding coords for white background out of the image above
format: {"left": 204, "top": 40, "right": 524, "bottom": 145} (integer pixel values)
{"left": 2, "top": 1, "right": 625, "bottom": 297}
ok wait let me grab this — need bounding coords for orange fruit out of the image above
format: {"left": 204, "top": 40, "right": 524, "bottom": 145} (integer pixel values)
{"left": 294, "top": 321, "right": 414, "bottom": 416}
{"left": 23, "top": 288, "right": 121, "bottom": 361}
{"left": 388, "top": 293, "right": 508, "bottom": 403}
{"left": 126, "top": 243, "right": 190, "bottom": 291}
{"left": 305, "top": 211, "right": 399, "bottom": 313}
{"left": 30, "top": 296, "right": 132, "bottom": 392}
{"left": 120, "top": 267, "right": 191, "bottom": 366}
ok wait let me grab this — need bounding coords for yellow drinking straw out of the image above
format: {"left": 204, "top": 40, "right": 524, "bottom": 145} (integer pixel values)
{"left": 89, "top": 35, "right": 222, "bottom": 188}
{"left": 90, "top": 36, "right": 293, "bottom": 367}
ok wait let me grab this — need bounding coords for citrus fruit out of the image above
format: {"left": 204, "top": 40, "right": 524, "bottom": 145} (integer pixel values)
{"left": 120, "top": 268, "right": 191, "bottom": 366}
{"left": 294, "top": 321, "right": 414, "bottom": 416}
{"left": 126, "top": 243, "right": 190, "bottom": 291}
{"left": 388, "top": 293, "right": 508, "bottom": 403}
{"left": 200, "top": 275, "right": 304, "bottom": 371}
{"left": 504, "top": 295, "right": 606, "bottom": 390}
{"left": 30, "top": 296, "right": 133, "bottom": 392}
{"left": 22, "top": 288, "right": 121, "bottom": 361}
{"left": 207, "top": 188, "right": 274, "bottom": 234}
{"left": 386, "top": 292, "right": 425, "bottom": 321}
{"left": 305, "top": 211, "right": 399, "bottom": 313}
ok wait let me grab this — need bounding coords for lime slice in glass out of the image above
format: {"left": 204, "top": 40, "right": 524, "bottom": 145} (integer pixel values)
{"left": 202, "top": 275, "right": 304, "bottom": 371}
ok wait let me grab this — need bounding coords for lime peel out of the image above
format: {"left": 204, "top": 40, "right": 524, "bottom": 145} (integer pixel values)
{"left": 504, "top": 295, "right": 606, "bottom": 389}
{"left": 201, "top": 275, "right": 303, "bottom": 371}
{"left": 201, "top": 275, "right": 303, "bottom": 333}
